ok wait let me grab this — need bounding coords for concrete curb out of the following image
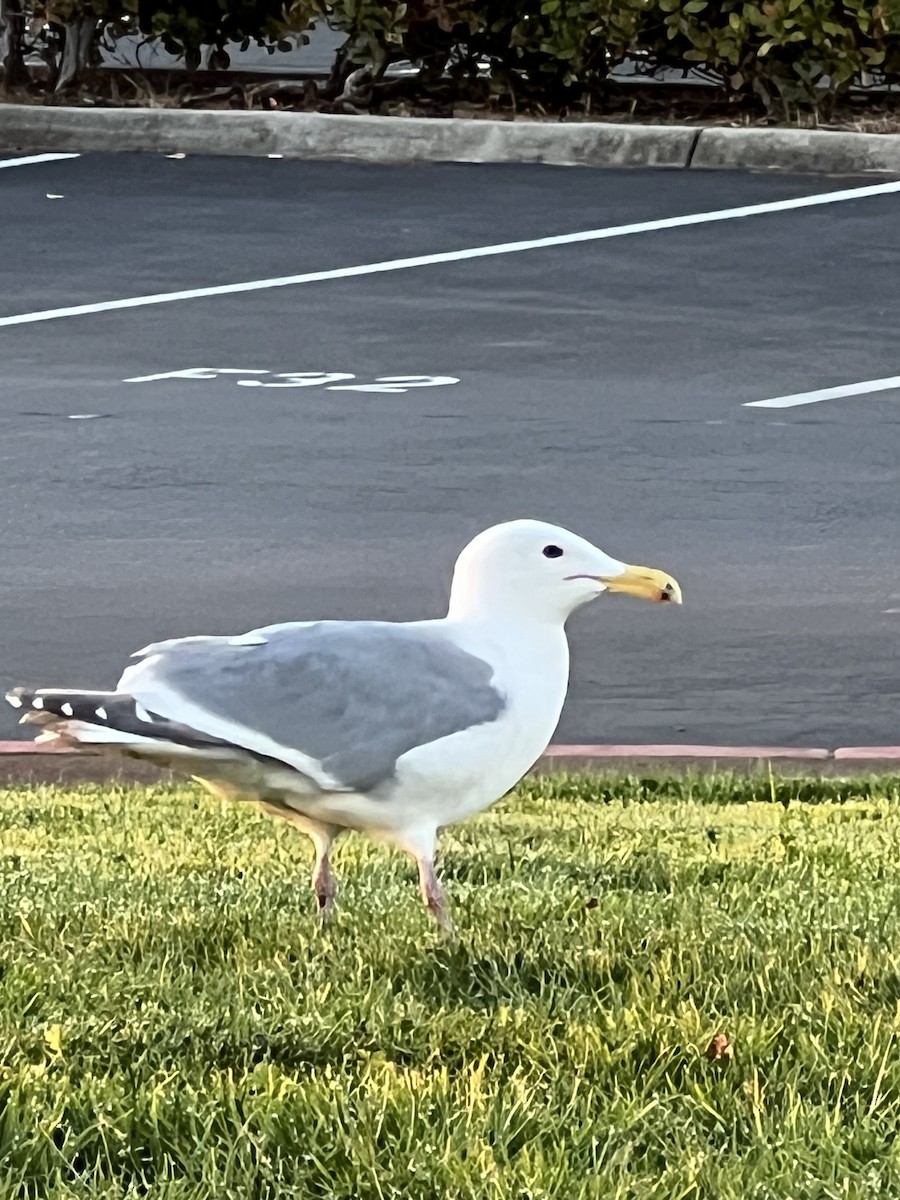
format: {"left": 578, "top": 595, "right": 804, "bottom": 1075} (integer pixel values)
{"left": 543, "top": 744, "right": 832, "bottom": 759}
{"left": 690, "top": 126, "right": 900, "bottom": 175}
{"left": 1, "top": 742, "right": 900, "bottom": 785}
{"left": 2, "top": 104, "right": 900, "bottom": 174}
{"left": 0, "top": 106, "right": 695, "bottom": 169}
{"left": 4, "top": 741, "right": 896, "bottom": 758}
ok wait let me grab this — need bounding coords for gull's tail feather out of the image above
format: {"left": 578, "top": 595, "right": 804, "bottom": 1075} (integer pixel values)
{"left": 4, "top": 688, "right": 320, "bottom": 802}
{"left": 4, "top": 686, "right": 236, "bottom": 755}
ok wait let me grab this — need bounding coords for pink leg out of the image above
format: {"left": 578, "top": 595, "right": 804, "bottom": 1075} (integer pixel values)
{"left": 309, "top": 831, "right": 337, "bottom": 923}
{"left": 417, "top": 855, "right": 454, "bottom": 935}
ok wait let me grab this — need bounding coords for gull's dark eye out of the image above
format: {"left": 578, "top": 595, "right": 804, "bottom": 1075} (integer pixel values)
{"left": 542, "top": 545, "right": 564, "bottom": 559}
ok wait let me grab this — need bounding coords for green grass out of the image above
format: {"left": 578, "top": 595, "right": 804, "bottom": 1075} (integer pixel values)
{"left": 2, "top": 775, "right": 900, "bottom": 1198}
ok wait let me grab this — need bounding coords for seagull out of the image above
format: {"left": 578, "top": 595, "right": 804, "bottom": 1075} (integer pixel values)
{"left": 6, "top": 520, "right": 681, "bottom": 930}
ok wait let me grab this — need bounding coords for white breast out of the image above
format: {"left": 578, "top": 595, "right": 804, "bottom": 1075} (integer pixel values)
{"left": 331, "top": 621, "right": 571, "bottom": 835}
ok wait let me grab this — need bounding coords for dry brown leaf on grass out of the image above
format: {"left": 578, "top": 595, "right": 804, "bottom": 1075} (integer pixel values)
{"left": 705, "top": 1032, "right": 735, "bottom": 1061}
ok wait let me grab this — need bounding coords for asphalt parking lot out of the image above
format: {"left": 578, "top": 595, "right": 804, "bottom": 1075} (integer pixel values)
{"left": 1, "top": 151, "right": 899, "bottom": 746}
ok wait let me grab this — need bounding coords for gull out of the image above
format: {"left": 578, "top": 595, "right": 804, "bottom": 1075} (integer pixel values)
{"left": 6, "top": 519, "right": 681, "bottom": 930}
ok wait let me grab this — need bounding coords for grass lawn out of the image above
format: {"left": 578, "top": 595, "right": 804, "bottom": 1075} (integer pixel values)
{"left": 1, "top": 774, "right": 900, "bottom": 1198}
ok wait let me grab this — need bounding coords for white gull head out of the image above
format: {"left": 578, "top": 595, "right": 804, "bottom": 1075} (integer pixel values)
{"left": 447, "top": 519, "right": 682, "bottom": 625}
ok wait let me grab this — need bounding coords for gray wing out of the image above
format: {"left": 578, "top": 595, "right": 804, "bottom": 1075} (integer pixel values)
{"left": 122, "top": 621, "right": 506, "bottom": 792}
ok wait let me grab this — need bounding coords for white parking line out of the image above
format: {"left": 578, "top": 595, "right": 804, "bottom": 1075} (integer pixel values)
{"left": 745, "top": 374, "right": 900, "bottom": 409}
{"left": 0, "top": 153, "right": 80, "bottom": 170}
{"left": 1, "top": 176, "right": 899, "bottom": 329}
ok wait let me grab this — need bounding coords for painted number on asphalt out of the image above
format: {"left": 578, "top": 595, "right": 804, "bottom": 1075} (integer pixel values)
{"left": 124, "top": 368, "right": 460, "bottom": 394}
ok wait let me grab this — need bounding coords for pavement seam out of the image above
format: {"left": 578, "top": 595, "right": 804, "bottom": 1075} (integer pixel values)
{"left": 684, "top": 127, "right": 702, "bottom": 170}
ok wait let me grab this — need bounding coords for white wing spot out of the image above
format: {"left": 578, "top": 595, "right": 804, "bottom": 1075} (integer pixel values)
{"left": 229, "top": 634, "right": 268, "bottom": 646}
{"left": 61, "top": 703, "right": 74, "bottom": 716}
{"left": 6, "top": 695, "right": 22, "bottom": 709}
{"left": 32, "top": 697, "right": 44, "bottom": 709}
{"left": 134, "top": 703, "right": 153, "bottom": 722}
{"left": 95, "top": 706, "right": 108, "bottom": 720}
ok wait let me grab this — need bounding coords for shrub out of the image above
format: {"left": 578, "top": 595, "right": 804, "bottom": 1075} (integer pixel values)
{"left": 31, "top": 0, "right": 321, "bottom": 75}
{"left": 7, "top": 0, "right": 900, "bottom": 115}
{"left": 136, "top": 0, "right": 321, "bottom": 71}
{"left": 643, "top": 0, "right": 900, "bottom": 114}
{"left": 329, "top": 0, "right": 900, "bottom": 113}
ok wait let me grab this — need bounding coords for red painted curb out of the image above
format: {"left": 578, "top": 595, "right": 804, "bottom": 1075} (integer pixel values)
{"left": 3, "top": 740, "right": 900, "bottom": 761}
{"left": 0, "top": 741, "right": 71, "bottom": 754}
{"left": 546, "top": 744, "right": 832, "bottom": 759}
{"left": 834, "top": 747, "right": 900, "bottom": 760}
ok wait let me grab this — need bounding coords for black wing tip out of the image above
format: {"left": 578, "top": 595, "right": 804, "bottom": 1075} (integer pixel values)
{"left": 3, "top": 688, "right": 276, "bottom": 767}
{"left": 4, "top": 688, "right": 119, "bottom": 725}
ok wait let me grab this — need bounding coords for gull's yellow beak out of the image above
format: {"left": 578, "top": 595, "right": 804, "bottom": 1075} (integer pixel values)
{"left": 597, "top": 564, "right": 683, "bottom": 605}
